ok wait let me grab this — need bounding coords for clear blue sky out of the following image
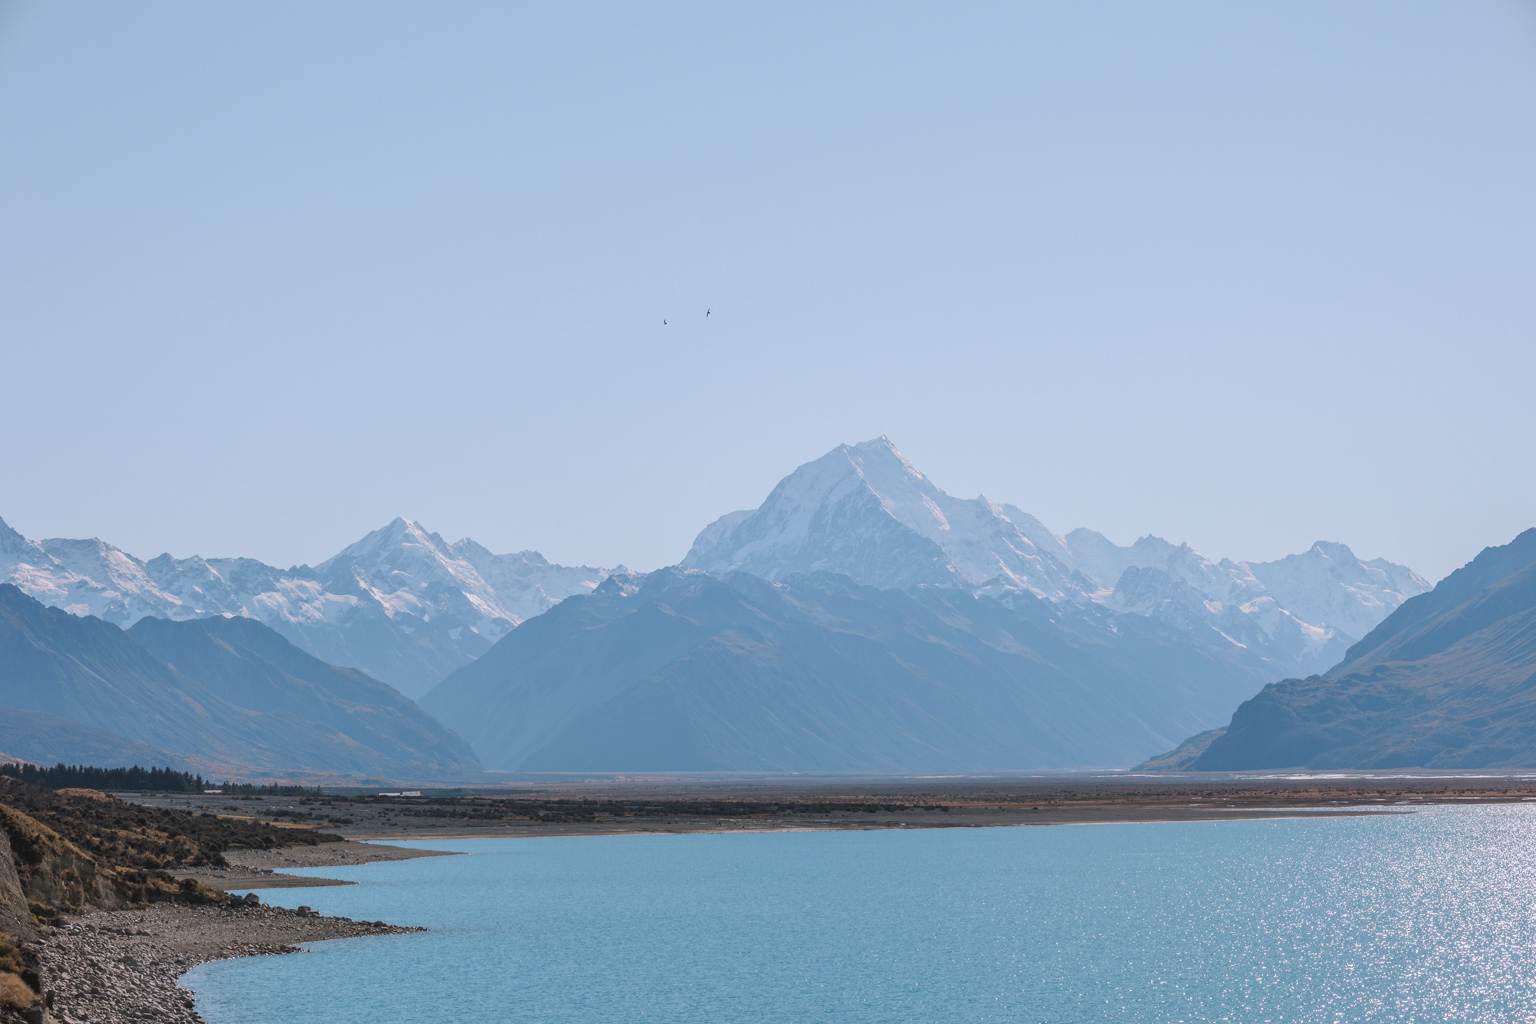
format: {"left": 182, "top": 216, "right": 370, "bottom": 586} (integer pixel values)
{"left": 3, "top": 2, "right": 1533, "bottom": 582}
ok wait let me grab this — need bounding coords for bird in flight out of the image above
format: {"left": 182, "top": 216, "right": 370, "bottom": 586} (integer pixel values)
{"left": 705, "top": 308, "right": 711, "bottom": 318}
{"left": 663, "top": 319, "right": 668, "bottom": 326}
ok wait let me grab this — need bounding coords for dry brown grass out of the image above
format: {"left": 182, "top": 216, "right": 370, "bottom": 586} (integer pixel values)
{"left": 0, "top": 779, "right": 338, "bottom": 866}
{"left": 0, "top": 804, "right": 94, "bottom": 867}
{"left": 0, "top": 803, "right": 133, "bottom": 914}
{"left": 212, "top": 813, "right": 320, "bottom": 829}
{"left": 0, "top": 781, "right": 336, "bottom": 924}
{"left": 0, "top": 970, "right": 34, "bottom": 1010}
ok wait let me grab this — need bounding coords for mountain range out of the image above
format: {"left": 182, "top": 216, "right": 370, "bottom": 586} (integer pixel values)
{"left": 0, "top": 515, "right": 608, "bottom": 698}
{"left": 1, "top": 437, "right": 1443, "bottom": 774}
{"left": 1165, "top": 528, "right": 1536, "bottom": 770}
{"left": 424, "top": 567, "right": 1293, "bottom": 771}
{"left": 0, "top": 584, "right": 478, "bottom": 778}
{"left": 684, "top": 438, "right": 1428, "bottom": 681}
{"left": 424, "top": 438, "right": 1429, "bottom": 771}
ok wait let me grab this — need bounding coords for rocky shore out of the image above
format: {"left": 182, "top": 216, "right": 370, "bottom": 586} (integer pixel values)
{"left": 0, "top": 780, "right": 441, "bottom": 1024}
{"left": 34, "top": 902, "right": 418, "bottom": 1024}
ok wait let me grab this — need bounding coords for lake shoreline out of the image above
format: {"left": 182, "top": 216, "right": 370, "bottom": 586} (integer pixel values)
{"left": 129, "top": 773, "right": 1536, "bottom": 848}
{"left": 162, "top": 802, "right": 1383, "bottom": 896}
{"left": 174, "top": 838, "right": 460, "bottom": 891}
{"left": 58, "top": 804, "right": 1382, "bottom": 1022}
{"left": 156, "top": 800, "right": 1536, "bottom": 1024}
{"left": 36, "top": 902, "right": 418, "bottom": 1024}
{"left": 71, "top": 778, "right": 1536, "bottom": 1023}
{"left": 335, "top": 803, "right": 1390, "bottom": 842}
{"left": 32, "top": 840, "right": 434, "bottom": 1024}
{"left": 50, "top": 804, "right": 1404, "bottom": 1022}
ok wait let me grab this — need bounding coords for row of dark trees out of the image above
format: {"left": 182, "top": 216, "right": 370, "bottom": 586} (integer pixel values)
{"left": 0, "top": 762, "right": 315, "bottom": 795}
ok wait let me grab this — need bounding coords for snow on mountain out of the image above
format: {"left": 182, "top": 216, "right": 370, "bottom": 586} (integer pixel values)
{"left": 1246, "top": 541, "right": 1430, "bottom": 642}
{"left": 0, "top": 514, "right": 608, "bottom": 698}
{"left": 1063, "top": 528, "right": 1428, "bottom": 664}
{"left": 1106, "top": 567, "right": 1348, "bottom": 678}
{"left": 1065, "top": 530, "right": 1245, "bottom": 597}
{"left": 682, "top": 437, "right": 1088, "bottom": 599}
{"left": 448, "top": 538, "right": 611, "bottom": 623}
{"left": 316, "top": 518, "right": 513, "bottom": 636}
{"left": 308, "top": 518, "right": 610, "bottom": 649}
{"left": 0, "top": 524, "right": 187, "bottom": 624}
{"left": 680, "top": 439, "right": 1430, "bottom": 679}
{"left": 997, "top": 505, "right": 1077, "bottom": 570}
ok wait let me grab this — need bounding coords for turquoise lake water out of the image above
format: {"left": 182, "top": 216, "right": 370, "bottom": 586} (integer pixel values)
{"left": 183, "top": 807, "right": 1536, "bottom": 1023}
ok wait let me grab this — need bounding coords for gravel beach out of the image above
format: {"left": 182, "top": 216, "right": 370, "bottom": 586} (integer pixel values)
{"left": 36, "top": 903, "right": 419, "bottom": 1024}
{"left": 25, "top": 840, "right": 443, "bottom": 1024}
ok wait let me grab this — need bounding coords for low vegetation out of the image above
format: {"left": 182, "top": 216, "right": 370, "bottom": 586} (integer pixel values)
{"left": 0, "top": 763, "right": 317, "bottom": 796}
{"left": 0, "top": 779, "right": 338, "bottom": 874}
{"left": 0, "top": 934, "right": 35, "bottom": 1012}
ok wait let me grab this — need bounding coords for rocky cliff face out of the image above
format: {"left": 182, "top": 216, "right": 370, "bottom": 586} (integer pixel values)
{"left": 0, "top": 831, "right": 30, "bottom": 943}
{"left": 0, "top": 805, "right": 128, "bottom": 918}
{"left": 0, "top": 801, "right": 129, "bottom": 1019}
{"left": 0, "top": 817, "right": 36, "bottom": 1017}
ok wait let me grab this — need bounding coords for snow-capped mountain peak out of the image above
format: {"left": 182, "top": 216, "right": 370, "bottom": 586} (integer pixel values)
{"left": 682, "top": 438, "right": 1087, "bottom": 599}
{"left": 0, "top": 516, "right": 39, "bottom": 556}
{"left": 320, "top": 517, "right": 456, "bottom": 576}
{"left": 319, "top": 518, "right": 498, "bottom": 617}
{"left": 1244, "top": 542, "right": 1430, "bottom": 641}
{"left": 0, "top": 515, "right": 610, "bottom": 697}
{"left": 680, "top": 437, "right": 1431, "bottom": 681}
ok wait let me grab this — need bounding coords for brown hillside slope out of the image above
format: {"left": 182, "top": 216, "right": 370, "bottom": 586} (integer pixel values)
{"left": 0, "top": 779, "right": 342, "bottom": 1020}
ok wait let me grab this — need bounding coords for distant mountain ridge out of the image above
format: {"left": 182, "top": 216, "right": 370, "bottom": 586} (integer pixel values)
{"left": 684, "top": 438, "right": 1429, "bottom": 681}
{"left": 0, "top": 515, "right": 608, "bottom": 697}
{"left": 3, "top": 438, "right": 1435, "bottom": 776}
{"left": 424, "top": 438, "right": 1430, "bottom": 772}
{"left": 1177, "top": 528, "right": 1536, "bottom": 770}
{"left": 423, "top": 568, "right": 1271, "bottom": 771}
{"left": 0, "top": 583, "right": 479, "bottom": 779}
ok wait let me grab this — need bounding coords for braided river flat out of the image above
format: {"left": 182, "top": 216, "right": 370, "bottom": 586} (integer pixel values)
{"left": 184, "top": 806, "right": 1536, "bottom": 1023}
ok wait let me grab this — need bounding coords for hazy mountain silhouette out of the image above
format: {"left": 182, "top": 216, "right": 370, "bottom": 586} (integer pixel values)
{"left": 424, "top": 568, "right": 1272, "bottom": 771}
{"left": 0, "top": 584, "right": 478, "bottom": 779}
